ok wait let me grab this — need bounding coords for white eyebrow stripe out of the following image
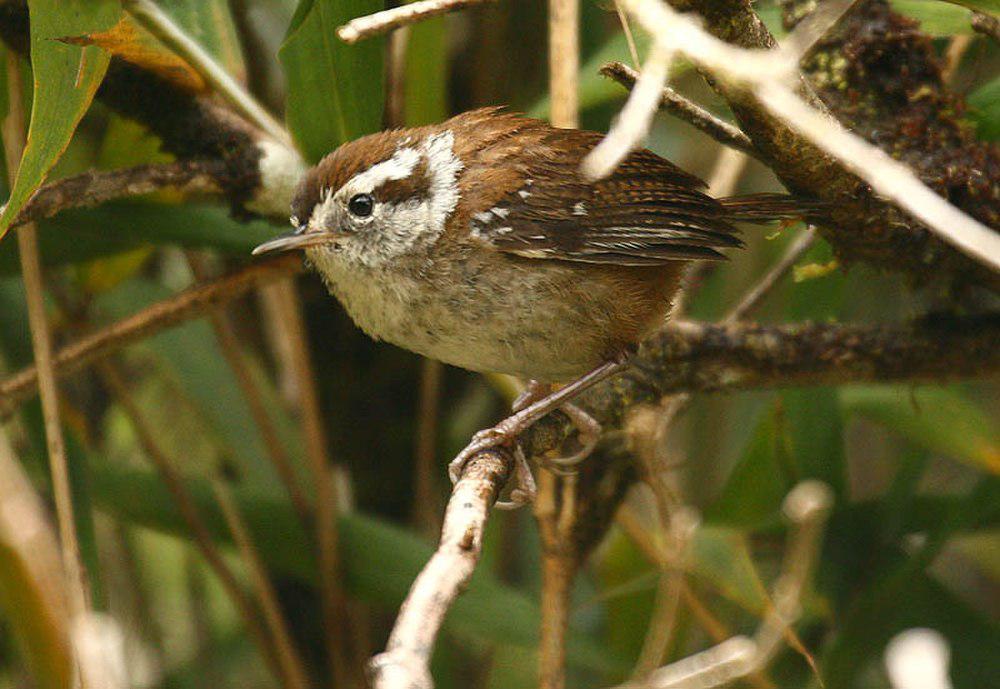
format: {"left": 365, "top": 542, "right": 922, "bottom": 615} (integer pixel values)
{"left": 349, "top": 146, "right": 421, "bottom": 193}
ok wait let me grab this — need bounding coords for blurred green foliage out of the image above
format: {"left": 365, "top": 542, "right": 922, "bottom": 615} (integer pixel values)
{"left": 0, "top": 2, "right": 997, "bottom": 689}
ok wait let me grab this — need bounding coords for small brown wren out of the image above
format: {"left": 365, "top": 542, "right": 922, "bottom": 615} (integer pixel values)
{"left": 254, "top": 108, "right": 809, "bottom": 505}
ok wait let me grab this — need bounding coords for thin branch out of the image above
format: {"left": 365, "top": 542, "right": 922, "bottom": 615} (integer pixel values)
{"left": 272, "top": 279, "right": 356, "bottom": 689}
{"left": 0, "top": 255, "right": 301, "bottom": 417}
{"left": 122, "top": 0, "right": 289, "bottom": 145}
{"left": 412, "top": 359, "right": 444, "bottom": 536}
{"left": 10, "top": 161, "right": 223, "bottom": 229}
{"left": 96, "top": 361, "right": 284, "bottom": 683}
{"left": 337, "top": 0, "right": 495, "bottom": 44}
{"left": 620, "top": 482, "right": 833, "bottom": 689}
{"left": 185, "top": 253, "right": 312, "bottom": 530}
{"left": 600, "top": 61, "right": 756, "bottom": 157}
{"left": 4, "top": 54, "right": 92, "bottom": 641}
{"left": 211, "top": 478, "right": 312, "bottom": 689}
{"left": 549, "top": 0, "right": 580, "bottom": 129}
{"left": 368, "top": 449, "right": 513, "bottom": 689}
{"left": 724, "top": 227, "right": 817, "bottom": 323}
{"left": 537, "top": 3, "right": 583, "bottom": 687}
{"left": 602, "top": 0, "right": 1000, "bottom": 285}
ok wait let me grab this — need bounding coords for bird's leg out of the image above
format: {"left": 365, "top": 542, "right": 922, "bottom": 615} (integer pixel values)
{"left": 448, "top": 355, "right": 630, "bottom": 505}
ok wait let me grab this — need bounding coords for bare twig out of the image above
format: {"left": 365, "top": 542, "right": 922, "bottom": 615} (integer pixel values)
{"left": 122, "top": 0, "right": 289, "bottom": 145}
{"left": 618, "top": 482, "right": 833, "bottom": 689}
{"left": 549, "top": 0, "right": 580, "bottom": 129}
{"left": 613, "top": 1, "right": 641, "bottom": 68}
{"left": 212, "top": 478, "right": 312, "bottom": 689}
{"left": 724, "top": 227, "right": 817, "bottom": 323}
{"left": 885, "top": 629, "right": 954, "bottom": 689}
{"left": 600, "top": 62, "right": 756, "bottom": 157}
{"left": 0, "top": 255, "right": 301, "bottom": 416}
{"left": 10, "top": 161, "right": 223, "bottom": 230}
{"left": 5, "top": 309, "right": 997, "bottom": 426}
{"left": 412, "top": 359, "right": 444, "bottom": 535}
{"left": 536, "top": 3, "right": 583, "bottom": 687}
{"left": 337, "top": 0, "right": 495, "bottom": 44}
{"left": 781, "top": 0, "right": 858, "bottom": 60}
{"left": 630, "top": 508, "right": 699, "bottom": 679}
{"left": 273, "top": 279, "right": 356, "bottom": 689}
{"left": 4, "top": 54, "right": 92, "bottom": 650}
{"left": 368, "top": 449, "right": 513, "bottom": 689}
{"left": 185, "top": 254, "right": 312, "bottom": 529}
{"left": 604, "top": 0, "right": 1000, "bottom": 280}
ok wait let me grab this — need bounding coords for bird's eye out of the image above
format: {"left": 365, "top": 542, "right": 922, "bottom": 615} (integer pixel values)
{"left": 348, "top": 193, "right": 374, "bottom": 218}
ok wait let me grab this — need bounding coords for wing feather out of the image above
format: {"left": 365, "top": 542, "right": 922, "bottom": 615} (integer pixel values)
{"left": 470, "top": 125, "right": 742, "bottom": 266}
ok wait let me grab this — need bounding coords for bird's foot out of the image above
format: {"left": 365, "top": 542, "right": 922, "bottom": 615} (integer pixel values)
{"left": 539, "top": 402, "right": 602, "bottom": 475}
{"left": 448, "top": 358, "right": 629, "bottom": 509}
{"left": 447, "top": 424, "right": 537, "bottom": 509}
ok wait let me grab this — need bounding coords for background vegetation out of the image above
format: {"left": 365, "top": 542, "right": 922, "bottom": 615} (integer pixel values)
{"left": 0, "top": 1, "right": 997, "bottom": 689}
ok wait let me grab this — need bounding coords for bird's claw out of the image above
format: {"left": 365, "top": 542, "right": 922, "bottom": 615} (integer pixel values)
{"left": 447, "top": 427, "right": 537, "bottom": 509}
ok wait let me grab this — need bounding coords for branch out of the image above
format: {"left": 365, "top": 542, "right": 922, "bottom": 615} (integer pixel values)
{"left": 337, "top": 0, "right": 496, "bottom": 44}
{"left": 600, "top": 61, "right": 756, "bottom": 157}
{"left": 0, "top": 255, "right": 301, "bottom": 417}
{"left": 10, "top": 161, "right": 224, "bottom": 229}
{"left": 516, "top": 313, "right": 1000, "bottom": 466}
{"left": 0, "top": 1, "right": 304, "bottom": 218}
{"left": 605, "top": 0, "right": 1000, "bottom": 291}
{"left": 368, "top": 449, "right": 513, "bottom": 689}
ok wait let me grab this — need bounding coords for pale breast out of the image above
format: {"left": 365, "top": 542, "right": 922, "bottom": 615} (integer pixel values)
{"left": 306, "top": 247, "right": 656, "bottom": 381}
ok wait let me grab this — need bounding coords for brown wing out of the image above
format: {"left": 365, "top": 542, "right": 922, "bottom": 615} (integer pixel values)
{"left": 465, "top": 122, "right": 742, "bottom": 266}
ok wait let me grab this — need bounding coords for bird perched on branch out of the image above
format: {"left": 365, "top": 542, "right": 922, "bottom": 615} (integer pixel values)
{"left": 254, "top": 108, "right": 814, "bottom": 506}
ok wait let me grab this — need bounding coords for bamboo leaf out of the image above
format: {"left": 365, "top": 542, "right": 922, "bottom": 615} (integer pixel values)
{"left": 839, "top": 385, "right": 999, "bottom": 474}
{"left": 90, "top": 465, "right": 628, "bottom": 677}
{"left": 0, "top": 0, "right": 121, "bottom": 243}
{"left": 279, "top": 0, "right": 385, "bottom": 162}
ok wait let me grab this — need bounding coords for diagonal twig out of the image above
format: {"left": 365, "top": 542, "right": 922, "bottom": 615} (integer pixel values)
{"left": 0, "top": 255, "right": 301, "bottom": 416}
{"left": 337, "top": 0, "right": 496, "bottom": 44}
{"left": 600, "top": 61, "right": 756, "bottom": 157}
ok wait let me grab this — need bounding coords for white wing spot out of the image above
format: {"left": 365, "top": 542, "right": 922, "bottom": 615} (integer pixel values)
{"left": 573, "top": 201, "right": 587, "bottom": 216}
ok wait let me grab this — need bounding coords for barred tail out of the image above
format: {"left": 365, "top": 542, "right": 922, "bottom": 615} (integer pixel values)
{"left": 719, "top": 193, "right": 826, "bottom": 223}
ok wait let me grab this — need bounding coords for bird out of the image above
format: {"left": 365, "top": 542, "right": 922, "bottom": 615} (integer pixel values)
{"left": 253, "top": 107, "right": 813, "bottom": 506}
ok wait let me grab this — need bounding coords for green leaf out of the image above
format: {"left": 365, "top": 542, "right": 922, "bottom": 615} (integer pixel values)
{"left": 940, "top": 0, "right": 1000, "bottom": 17}
{"left": 404, "top": 10, "right": 448, "bottom": 126}
{"left": 90, "top": 464, "right": 628, "bottom": 678}
{"left": 839, "top": 385, "right": 999, "bottom": 474}
{"left": 279, "top": 0, "right": 385, "bottom": 162}
{"left": 706, "top": 402, "right": 796, "bottom": 528}
{"left": 890, "top": 0, "right": 975, "bottom": 35}
{"left": 689, "top": 527, "right": 769, "bottom": 612}
{"left": 157, "top": 0, "right": 246, "bottom": 78}
{"left": 968, "top": 77, "right": 1000, "bottom": 142}
{"left": 0, "top": 202, "right": 281, "bottom": 275}
{"left": 785, "top": 388, "right": 847, "bottom": 496}
{"left": 0, "top": 0, "right": 121, "bottom": 243}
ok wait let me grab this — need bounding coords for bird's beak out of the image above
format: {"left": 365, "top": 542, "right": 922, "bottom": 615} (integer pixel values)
{"left": 252, "top": 226, "right": 332, "bottom": 255}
